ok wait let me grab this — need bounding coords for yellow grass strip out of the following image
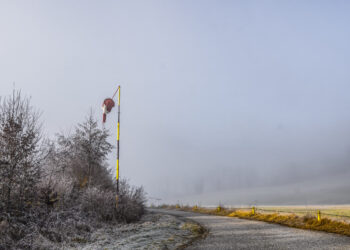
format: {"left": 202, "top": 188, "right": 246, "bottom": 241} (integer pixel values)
{"left": 229, "top": 210, "right": 350, "bottom": 236}
{"left": 163, "top": 205, "right": 350, "bottom": 237}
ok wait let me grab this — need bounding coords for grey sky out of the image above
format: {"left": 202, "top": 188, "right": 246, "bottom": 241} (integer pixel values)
{"left": 1, "top": 0, "right": 350, "bottom": 205}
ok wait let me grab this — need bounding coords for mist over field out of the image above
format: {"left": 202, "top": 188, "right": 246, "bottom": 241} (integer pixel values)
{"left": 1, "top": 0, "right": 350, "bottom": 206}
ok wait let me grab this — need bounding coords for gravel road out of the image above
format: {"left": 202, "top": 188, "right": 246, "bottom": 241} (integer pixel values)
{"left": 151, "top": 209, "right": 350, "bottom": 250}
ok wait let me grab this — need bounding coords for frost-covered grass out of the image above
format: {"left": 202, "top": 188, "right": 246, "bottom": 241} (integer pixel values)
{"left": 68, "top": 212, "right": 203, "bottom": 250}
{"left": 0, "top": 210, "right": 200, "bottom": 249}
{"left": 0, "top": 181, "right": 146, "bottom": 249}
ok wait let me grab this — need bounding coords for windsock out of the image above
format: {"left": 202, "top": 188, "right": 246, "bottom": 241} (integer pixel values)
{"left": 102, "top": 98, "right": 115, "bottom": 123}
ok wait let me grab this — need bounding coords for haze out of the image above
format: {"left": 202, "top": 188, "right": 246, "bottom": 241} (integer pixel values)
{"left": 1, "top": 0, "right": 350, "bottom": 206}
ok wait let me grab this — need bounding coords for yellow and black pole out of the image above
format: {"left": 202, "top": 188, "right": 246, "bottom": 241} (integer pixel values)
{"left": 102, "top": 85, "right": 121, "bottom": 205}
{"left": 116, "top": 85, "right": 121, "bottom": 194}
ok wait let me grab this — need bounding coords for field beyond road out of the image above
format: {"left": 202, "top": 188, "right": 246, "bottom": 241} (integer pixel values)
{"left": 256, "top": 205, "right": 350, "bottom": 222}
{"left": 152, "top": 208, "right": 350, "bottom": 250}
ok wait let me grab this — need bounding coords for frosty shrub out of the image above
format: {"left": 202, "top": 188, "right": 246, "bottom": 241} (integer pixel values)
{"left": 0, "top": 91, "right": 146, "bottom": 249}
{"left": 115, "top": 179, "right": 146, "bottom": 222}
{"left": 81, "top": 186, "right": 116, "bottom": 221}
{"left": 50, "top": 113, "right": 146, "bottom": 222}
{"left": 79, "top": 180, "right": 146, "bottom": 223}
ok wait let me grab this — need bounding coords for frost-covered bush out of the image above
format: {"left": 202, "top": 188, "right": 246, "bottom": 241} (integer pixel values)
{"left": 80, "top": 181, "right": 146, "bottom": 223}
{"left": 0, "top": 92, "right": 146, "bottom": 249}
{"left": 115, "top": 180, "right": 146, "bottom": 223}
{"left": 81, "top": 186, "right": 116, "bottom": 221}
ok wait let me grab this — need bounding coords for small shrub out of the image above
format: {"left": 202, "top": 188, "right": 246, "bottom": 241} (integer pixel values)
{"left": 81, "top": 187, "right": 116, "bottom": 221}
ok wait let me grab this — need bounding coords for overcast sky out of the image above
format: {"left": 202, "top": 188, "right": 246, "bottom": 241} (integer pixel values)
{"left": 1, "top": 0, "right": 350, "bottom": 205}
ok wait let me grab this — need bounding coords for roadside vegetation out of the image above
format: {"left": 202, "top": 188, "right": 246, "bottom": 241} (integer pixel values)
{"left": 0, "top": 90, "right": 145, "bottom": 249}
{"left": 160, "top": 204, "right": 350, "bottom": 237}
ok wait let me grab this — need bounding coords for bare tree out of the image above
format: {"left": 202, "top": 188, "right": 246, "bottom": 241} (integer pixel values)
{"left": 0, "top": 90, "right": 42, "bottom": 212}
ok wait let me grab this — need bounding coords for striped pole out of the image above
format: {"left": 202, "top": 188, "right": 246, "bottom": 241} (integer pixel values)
{"left": 116, "top": 85, "right": 121, "bottom": 194}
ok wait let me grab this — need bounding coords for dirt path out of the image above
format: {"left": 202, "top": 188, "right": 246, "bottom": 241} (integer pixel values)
{"left": 151, "top": 209, "right": 350, "bottom": 250}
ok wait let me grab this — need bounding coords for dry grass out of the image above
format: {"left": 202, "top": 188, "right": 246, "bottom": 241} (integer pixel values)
{"left": 164, "top": 205, "right": 350, "bottom": 237}
{"left": 258, "top": 206, "right": 350, "bottom": 221}
{"left": 181, "top": 222, "right": 206, "bottom": 236}
{"left": 230, "top": 210, "right": 350, "bottom": 236}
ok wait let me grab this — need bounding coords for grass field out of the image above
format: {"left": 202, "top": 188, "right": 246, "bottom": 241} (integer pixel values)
{"left": 256, "top": 205, "right": 350, "bottom": 222}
